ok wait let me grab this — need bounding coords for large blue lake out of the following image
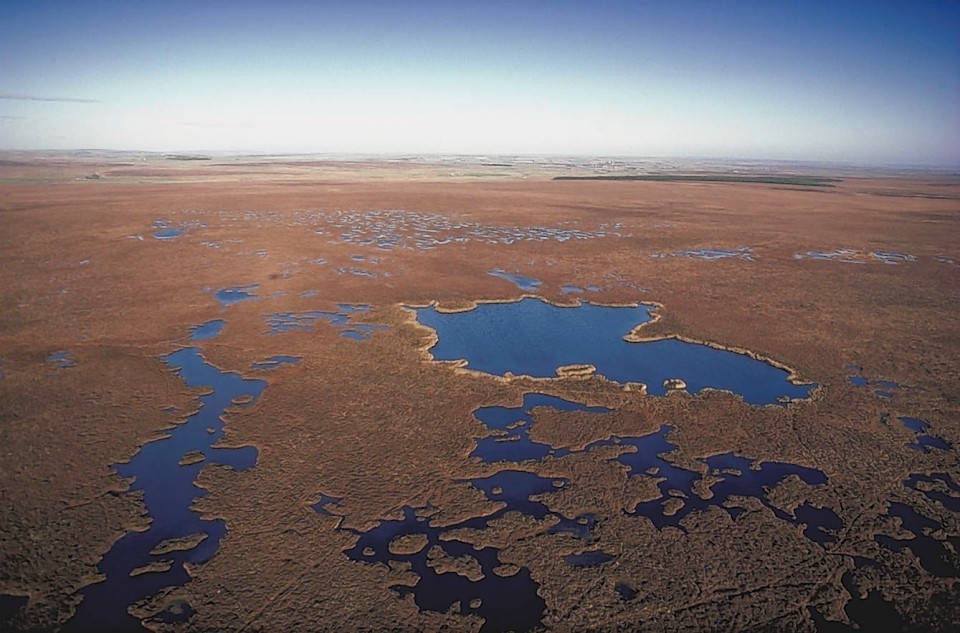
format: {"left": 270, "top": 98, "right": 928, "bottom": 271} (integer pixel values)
{"left": 414, "top": 298, "right": 814, "bottom": 405}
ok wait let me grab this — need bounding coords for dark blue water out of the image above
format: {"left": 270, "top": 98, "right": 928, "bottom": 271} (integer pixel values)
{"left": 415, "top": 298, "right": 815, "bottom": 405}
{"left": 847, "top": 367, "right": 903, "bottom": 399}
{"left": 809, "top": 570, "right": 907, "bottom": 632}
{"left": 214, "top": 284, "right": 260, "bottom": 307}
{"left": 472, "top": 393, "right": 610, "bottom": 463}
{"left": 451, "top": 470, "right": 595, "bottom": 539}
{"left": 904, "top": 473, "right": 960, "bottom": 512}
{"left": 312, "top": 493, "right": 342, "bottom": 517}
{"left": 615, "top": 583, "right": 638, "bottom": 601}
{"left": 335, "top": 469, "right": 597, "bottom": 632}
{"left": 564, "top": 550, "right": 615, "bottom": 566}
{"left": 595, "top": 425, "right": 841, "bottom": 543}
{"left": 899, "top": 417, "right": 950, "bottom": 453}
{"left": 344, "top": 506, "right": 545, "bottom": 633}
{"left": 469, "top": 396, "right": 839, "bottom": 545}
{"left": 250, "top": 355, "right": 302, "bottom": 371}
{"left": 875, "top": 502, "right": 959, "bottom": 578}
{"left": 153, "top": 600, "right": 194, "bottom": 624}
{"left": 487, "top": 269, "right": 542, "bottom": 292}
{"left": 0, "top": 594, "right": 27, "bottom": 624}
{"left": 189, "top": 319, "right": 226, "bottom": 341}
{"left": 65, "top": 346, "right": 265, "bottom": 632}
{"left": 263, "top": 304, "right": 386, "bottom": 339}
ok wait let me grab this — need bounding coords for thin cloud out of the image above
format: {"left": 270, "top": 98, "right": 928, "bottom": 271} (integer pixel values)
{"left": 0, "top": 93, "right": 100, "bottom": 103}
{"left": 180, "top": 120, "right": 257, "bottom": 129}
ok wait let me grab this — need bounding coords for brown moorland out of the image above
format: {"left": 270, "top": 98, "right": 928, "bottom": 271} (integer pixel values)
{"left": 0, "top": 155, "right": 958, "bottom": 631}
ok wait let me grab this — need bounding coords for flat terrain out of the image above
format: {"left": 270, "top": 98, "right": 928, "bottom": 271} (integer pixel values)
{"left": 1, "top": 154, "right": 958, "bottom": 631}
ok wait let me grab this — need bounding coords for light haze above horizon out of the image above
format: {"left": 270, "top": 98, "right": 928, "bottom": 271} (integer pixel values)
{"left": 2, "top": 1, "right": 958, "bottom": 166}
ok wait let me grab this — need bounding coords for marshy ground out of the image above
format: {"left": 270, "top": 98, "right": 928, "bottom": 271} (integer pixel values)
{"left": 0, "top": 153, "right": 958, "bottom": 631}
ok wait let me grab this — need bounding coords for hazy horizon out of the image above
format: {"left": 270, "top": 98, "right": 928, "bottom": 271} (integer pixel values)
{"left": 2, "top": 1, "right": 959, "bottom": 166}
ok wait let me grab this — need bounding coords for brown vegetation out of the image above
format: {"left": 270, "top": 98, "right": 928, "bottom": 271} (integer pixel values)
{"left": 0, "top": 156, "right": 957, "bottom": 631}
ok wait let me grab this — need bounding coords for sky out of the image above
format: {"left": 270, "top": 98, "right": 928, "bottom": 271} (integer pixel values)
{"left": 1, "top": 1, "right": 959, "bottom": 165}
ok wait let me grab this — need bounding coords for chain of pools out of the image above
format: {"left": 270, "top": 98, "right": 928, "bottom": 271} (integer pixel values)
{"left": 50, "top": 288, "right": 957, "bottom": 632}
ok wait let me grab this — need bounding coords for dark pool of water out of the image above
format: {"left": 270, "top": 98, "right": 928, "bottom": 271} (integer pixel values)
{"left": 904, "top": 473, "right": 960, "bottom": 512}
{"left": 809, "top": 569, "right": 907, "bottom": 632}
{"left": 415, "top": 298, "right": 814, "bottom": 405}
{"left": 470, "top": 395, "right": 838, "bottom": 544}
{"left": 334, "top": 469, "right": 596, "bottom": 632}
{"left": 214, "top": 284, "right": 260, "bottom": 307}
{"left": 875, "top": 502, "right": 959, "bottom": 578}
{"left": 487, "top": 269, "right": 542, "bottom": 292}
{"left": 451, "top": 470, "right": 594, "bottom": 539}
{"left": 899, "top": 417, "right": 950, "bottom": 453}
{"left": 601, "top": 425, "right": 840, "bottom": 543}
{"left": 312, "top": 493, "right": 342, "bottom": 517}
{"left": 564, "top": 550, "right": 615, "bottom": 567}
{"left": 0, "top": 595, "right": 27, "bottom": 624}
{"left": 472, "top": 393, "right": 610, "bottom": 463}
{"left": 65, "top": 346, "right": 265, "bottom": 632}
{"left": 250, "top": 355, "right": 302, "bottom": 371}
{"left": 344, "top": 505, "right": 545, "bottom": 633}
{"left": 615, "top": 583, "right": 638, "bottom": 601}
{"left": 189, "top": 319, "right": 226, "bottom": 341}
{"left": 262, "top": 304, "right": 386, "bottom": 339}
{"left": 847, "top": 367, "right": 903, "bottom": 399}
{"left": 48, "top": 350, "right": 77, "bottom": 368}
{"left": 152, "top": 600, "right": 195, "bottom": 624}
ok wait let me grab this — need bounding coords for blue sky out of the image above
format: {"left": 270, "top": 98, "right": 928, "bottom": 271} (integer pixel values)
{"left": 1, "top": 1, "right": 958, "bottom": 165}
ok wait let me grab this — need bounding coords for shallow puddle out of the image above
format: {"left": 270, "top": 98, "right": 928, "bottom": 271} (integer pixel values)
{"left": 48, "top": 350, "right": 77, "bottom": 368}
{"left": 651, "top": 247, "right": 753, "bottom": 261}
{"left": 262, "top": 304, "right": 386, "bottom": 340}
{"left": 213, "top": 284, "right": 260, "bottom": 307}
{"left": 487, "top": 269, "right": 542, "bottom": 292}
{"left": 795, "top": 249, "right": 915, "bottom": 265}
{"left": 415, "top": 298, "right": 814, "bottom": 405}
{"left": 250, "top": 355, "right": 302, "bottom": 371}
{"left": 152, "top": 219, "right": 203, "bottom": 240}
{"left": 304, "top": 208, "right": 627, "bottom": 251}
